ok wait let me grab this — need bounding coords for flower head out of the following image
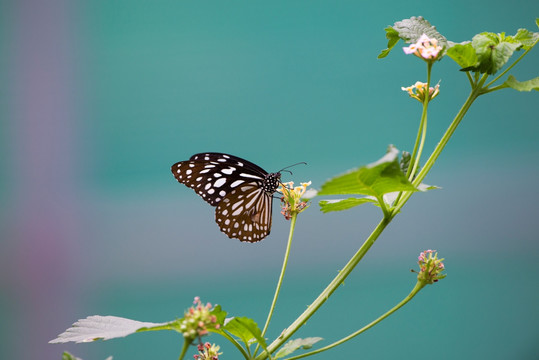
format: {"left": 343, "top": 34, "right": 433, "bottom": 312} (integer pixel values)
{"left": 277, "top": 181, "right": 313, "bottom": 219}
{"left": 179, "top": 297, "right": 220, "bottom": 341}
{"left": 403, "top": 34, "right": 443, "bottom": 61}
{"left": 401, "top": 81, "right": 440, "bottom": 102}
{"left": 194, "top": 342, "right": 222, "bottom": 360}
{"left": 415, "top": 250, "right": 446, "bottom": 284}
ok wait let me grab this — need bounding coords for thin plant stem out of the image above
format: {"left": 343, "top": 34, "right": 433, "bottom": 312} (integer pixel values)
{"left": 218, "top": 330, "right": 251, "bottom": 360}
{"left": 255, "top": 212, "right": 298, "bottom": 357}
{"left": 393, "top": 85, "right": 481, "bottom": 214}
{"left": 409, "top": 62, "right": 433, "bottom": 180}
{"left": 394, "top": 62, "right": 432, "bottom": 206}
{"left": 284, "top": 281, "right": 426, "bottom": 360}
{"left": 178, "top": 339, "right": 190, "bottom": 360}
{"left": 255, "top": 218, "right": 391, "bottom": 360}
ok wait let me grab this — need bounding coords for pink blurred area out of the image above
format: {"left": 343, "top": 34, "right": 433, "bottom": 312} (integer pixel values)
{"left": 3, "top": 1, "right": 88, "bottom": 358}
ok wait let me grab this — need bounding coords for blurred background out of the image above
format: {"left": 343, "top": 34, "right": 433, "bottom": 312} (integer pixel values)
{"left": 1, "top": 1, "right": 538, "bottom": 359}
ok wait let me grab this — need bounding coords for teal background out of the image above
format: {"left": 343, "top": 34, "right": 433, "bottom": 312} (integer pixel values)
{"left": 1, "top": 1, "right": 538, "bottom": 359}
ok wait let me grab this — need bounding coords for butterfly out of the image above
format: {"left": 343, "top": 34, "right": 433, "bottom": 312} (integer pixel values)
{"left": 171, "top": 153, "right": 283, "bottom": 242}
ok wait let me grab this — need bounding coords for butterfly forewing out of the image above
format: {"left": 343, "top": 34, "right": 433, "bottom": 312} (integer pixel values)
{"left": 171, "top": 153, "right": 267, "bottom": 206}
{"left": 171, "top": 152, "right": 280, "bottom": 242}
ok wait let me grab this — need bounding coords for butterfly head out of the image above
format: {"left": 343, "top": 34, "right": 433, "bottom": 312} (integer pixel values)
{"left": 263, "top": 172, "right": 282, "bottom": 195}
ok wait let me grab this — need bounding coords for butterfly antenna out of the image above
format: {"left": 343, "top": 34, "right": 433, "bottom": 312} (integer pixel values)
{"left": 279, "top": 161, "right": 307, "bottom": 175}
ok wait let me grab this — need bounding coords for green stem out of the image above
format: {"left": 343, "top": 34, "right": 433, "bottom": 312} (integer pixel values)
{"left": 407, "top": 62, "right": 432, "bottom": 180}
{"left": 255, "top": 213, "right": 298, "bottom": 357}
{"left": 394, "top": 62, "right": 432, "bottom": 207}
{"left": 255, "top": 218, "right": 391, "bottom": 360}
{"left": 377, "top": 195, "right": 391, "bottom": 219}
{"left": 219, "top": 330, "right": 252, "bottom": 359}
{"left": 178, "top": 339, "right": 190, "bottom": 360}
{"left": 284, "top": 281, "right": 426, "bottom": 360}
{"left": 393, "top": 86, "right": 481, "bottom": 214}
{"left": 466, "top": 71, "right": 474, "bottom": 88}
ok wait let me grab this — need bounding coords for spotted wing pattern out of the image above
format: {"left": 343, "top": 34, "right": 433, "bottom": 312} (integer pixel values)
{"left": 171, "top": 153, "right": 281, "bottom": 242}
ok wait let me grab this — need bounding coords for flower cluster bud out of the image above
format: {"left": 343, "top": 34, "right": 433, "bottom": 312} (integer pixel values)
{"left": 416, "top": 250, "right": 446, "bottom": 284}
{"left": 278, "top": 181, "right": 313, "bottom": 220}
{"left": 403, "top": 34, "right": 443, "bottom": 61}
{"left": 401, "top": 81, "right": 440, "bottom": 102}
{"left": 194, "top": 342, "right": 222, "bottom": 360}
{"left": 180, "top": 297, "right": 220, "bottom": 341}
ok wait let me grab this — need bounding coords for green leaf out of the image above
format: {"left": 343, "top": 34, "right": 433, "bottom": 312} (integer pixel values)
{"left": 223, "top": 317, "right": 266, "bottom": 348}
{"left": 62, "top": 353, "right": 112, "bottom": 360}
{"left": 318, "top": 146, "right": 417, "bottom": 198}
{"left": 513, "top": 28, "right": 539, "bottom": 49}
{"left": 274, "top": 337, "right": 324, "bottom": 359}
{"left": 399, "top": 151, "right": 411, "bottom": 176}
{"left": 62, "top": 352, "right": 81, "bottom": 360}
{"left": 379, "top": 16, "right": 448, "bottom": 58}
{"left": 210, "top": 305, "right": 228, "bottom": 326}
{"left": 319, "top": 198, "right": 376, "bottom": 213}
{"left": 503, "top": 75, "right": 539, "bottom": 91}
{"left": 472, "top": 32, "right": 522, "bottom": 74}
{"left": 49, "top": 316, "right": 168, "bottom": 344}
{"left": 378, "top": 26, "right": 400, "bottom": 59}
{"left": 446, "top": 43, "right": 478, "bottom": 70}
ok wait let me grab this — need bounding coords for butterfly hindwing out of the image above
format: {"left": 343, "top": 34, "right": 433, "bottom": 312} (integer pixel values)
{"left": 215, "top": 182, "right": 273, "bottom": 242}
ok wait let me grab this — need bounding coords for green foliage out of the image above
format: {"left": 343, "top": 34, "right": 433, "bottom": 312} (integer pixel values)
{"left": 503, "top": 75, "right": 539, "bottom": 91}
{"left": 318, "top": 146, "right": 417, "bottom": 212}
{"left": 210, "top": 305, "right": 228, "bottom": 326}
{"left": 320, "top": 197, "right": 376, "bottom": 213}
{"left": 274, "top": 337, "right": 324, "bottom": 359}
{"left": 378, "top": 27, "right": 400, "bottom": 58}
{"left": 448, "top": 27, "right": 539, "bottom": 74}
{"left": 223, "top": 317, "right": 267, "bottom": 349}
{"left": 399, "top": 151, "right": 412, "bottom": 177}
{"left": 62, "top": 352, "right": 80, "bottom": 360}
{"left": 446, "top": 43, "right": 477, "bottom": 69}
{"left": 62, "top": 352, "right": 112, "bottom": 360}
{"left": 471, "top": 33, "right": 522, "bottom": 74}
{"left": 378, "top": 16, "right": 448, "bottom": 58}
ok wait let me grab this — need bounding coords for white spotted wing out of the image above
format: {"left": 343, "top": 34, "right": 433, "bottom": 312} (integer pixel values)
{"left": 171, "top": 153, "right": 281, "bottom": 242}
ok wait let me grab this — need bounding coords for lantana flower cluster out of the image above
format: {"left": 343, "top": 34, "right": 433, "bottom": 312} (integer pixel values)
{"left": 401, "top": 81, "right": 440, "bottom": 102}
{"left": 278, "top": 181, "right": 312, "bottom": 220}
{"left": 416, "top": 250, "right": 446, "bottom": 284}
{"left": 194, "top": 342, "right": 222, "bottom": 360}
{"left": 179, "top": 297, "right": 220, "bottom": 340}
{"left": 403, "top": 34, "right": 443, "bottom": 61}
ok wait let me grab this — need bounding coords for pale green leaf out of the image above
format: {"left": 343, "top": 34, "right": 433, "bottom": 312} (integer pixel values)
{"left": 503, "top": 75, "right": 539, "bottom": 91}
{"left": 50, "top": 316, "right": 167, "bottom": 344}
{"left": 275, "top": 337, "right": 324, "bottom": 359}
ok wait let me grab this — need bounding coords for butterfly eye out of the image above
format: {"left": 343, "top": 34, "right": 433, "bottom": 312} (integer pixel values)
{"left": 172, "top": 153, "right": 281, "bottom": 242}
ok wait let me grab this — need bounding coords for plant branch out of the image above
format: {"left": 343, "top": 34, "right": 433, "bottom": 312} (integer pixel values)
{"left": 255, "top": 213, "right": 298, "bottom": 357}
{"left": 255, "top": 218, "right": 391, "bottom": 360}
{"left": 178, "top": 339, "right": 190, "bottom": 360}
{"left": 393, "top": 86, "right": 480, "bottom": 215}
{"left": 284, "top": 280, "right": 426, "bottom": 360}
